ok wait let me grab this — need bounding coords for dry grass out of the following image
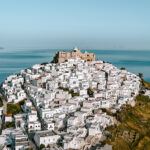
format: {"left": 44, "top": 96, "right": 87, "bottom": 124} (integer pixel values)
{"left": 143, "top": 80, "right": 150, "bottom": 90}
{"left": 105, "top": 94, "right": 150, "bottom": 150}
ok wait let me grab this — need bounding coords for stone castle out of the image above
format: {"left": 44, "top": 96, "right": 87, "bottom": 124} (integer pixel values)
{"left": 52, "top": 47, "right": 95, "bottom": 63}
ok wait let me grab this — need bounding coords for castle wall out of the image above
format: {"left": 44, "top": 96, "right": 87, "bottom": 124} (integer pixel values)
{"left": 52, "top": 49, "right": 95, "bottom": 63}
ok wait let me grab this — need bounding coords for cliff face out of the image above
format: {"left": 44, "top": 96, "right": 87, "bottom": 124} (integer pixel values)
{"left": 52, "top": 49, "right": 95, "bottom": 63}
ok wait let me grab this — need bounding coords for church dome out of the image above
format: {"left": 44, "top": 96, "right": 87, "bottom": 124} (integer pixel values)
{"left": 73, "top": 47, "right": 79, "bottom": 51}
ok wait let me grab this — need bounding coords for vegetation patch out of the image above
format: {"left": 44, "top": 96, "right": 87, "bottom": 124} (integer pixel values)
{"left": 40, "top": 144, "right": 45, "bottom": 149}
{"left": 58, "top": 87, "right": 79, "bottom": 97}
{"left": 87, "top": 88, "right": 94, "bottom": 97}
{"left": 7, "top": 99, "right": 26, "bottom": 114}
{"left": 3, "top": 121, "right": 15, "bottom": 129}
{"left": 41, "top": 62, "right": 48, "bottom": 65}
{"left": 104, "top": 93, "right": 150, "bottom": 150}
{"left": 142, "top": 80, "right": 150, "bottom": 90}
{"left": 0, "top": 95, "right": 5, "bottom": 107}
{"left": 0, "top": 100, "right": 3, "bottom": 107}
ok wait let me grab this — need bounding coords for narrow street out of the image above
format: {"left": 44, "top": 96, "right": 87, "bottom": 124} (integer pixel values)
{"left": 0, "top": 93, "right": 7, "bottom": 115}
{"left": 2, "top": 99, "right": 7, "bottom": 115}
{"left": 24, "top": 87, "right": 45, "bottom": 130}
{"left": 23, "top": 88, "right": 39, "bottom": 149}
{"left": 0, "top": 93, "right": 7, "bottom": 133}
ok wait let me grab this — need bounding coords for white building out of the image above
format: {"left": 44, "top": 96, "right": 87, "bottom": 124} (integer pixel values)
{"left": 34, "top": 130, "right": 60, "bottom": 148}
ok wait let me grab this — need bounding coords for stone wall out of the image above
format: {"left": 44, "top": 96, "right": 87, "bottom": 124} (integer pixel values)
{"left": 52, "top": 49, "right": 95, "bottom": 63}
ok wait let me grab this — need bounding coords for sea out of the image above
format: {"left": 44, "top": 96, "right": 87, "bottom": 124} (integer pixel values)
{"left": 0, "top": 49, "right": 150, "bottom": 83}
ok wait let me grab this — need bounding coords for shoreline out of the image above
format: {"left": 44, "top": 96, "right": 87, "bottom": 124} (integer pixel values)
{"left": 0, "top": 49, "right": 142, "bottom": 149}
{"left": 0, "top": 49, "right": 150, "bottom": 84}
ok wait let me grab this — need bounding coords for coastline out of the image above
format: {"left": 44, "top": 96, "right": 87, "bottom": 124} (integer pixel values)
{"left": 0, "top": 49, "right": 143, "bottom": 149}
{"left": 0, "top": 49, "right": 150, "bottom": 84}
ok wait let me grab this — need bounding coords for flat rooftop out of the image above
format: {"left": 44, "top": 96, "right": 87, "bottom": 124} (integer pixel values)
{"left": 36, "top": 130, "right": 56, "bottom": 137}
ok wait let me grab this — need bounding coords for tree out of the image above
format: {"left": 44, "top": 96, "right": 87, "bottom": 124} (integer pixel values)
{"left": 105, "top": 72, "right": 108, "bottom": 80}
{"left": 0, "top": 100, "right": 3, "bottom": 107}
{"left": 87, "top": 88, "right": 94, "bottom": 97}
{"left": 40, "top": 144, "right": 45, "bottom": 149}
{"left": 41, "top": 62, "right": 48, "bottom": 65}
{"left": 121, "top": 67, "right": 126, "bottom": 70}
{"left": 138, "top": 73, "right": 143, "bottom": 79}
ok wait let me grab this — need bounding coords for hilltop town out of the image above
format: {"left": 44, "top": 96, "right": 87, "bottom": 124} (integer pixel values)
{"left": 0, "top": 48, "right": 145, "bottom": 150}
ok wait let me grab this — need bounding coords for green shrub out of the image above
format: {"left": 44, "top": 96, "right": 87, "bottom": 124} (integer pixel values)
{"left": 25, "top": 148, "right": 33, "bottom": 150}
{"left": 40, "top": 144, "right": 45, "bottom": 149}
{"left": 87, "top": 88, "right": 94, "bottom": 97}
{"left": 41, "top": 62, "right": 48, "bottom": 65}
{"left": 7, "top": 99, "right": 26, "bottom": 114}
{"left": 142, "top": 80, "right": 150, "bottom": 90}
{"left": 7, "top": 103, "right": 21, "bottom": 114}
{"left": 58, "top": 87, "right": 79, "bottom": 97}
{"left": 0, "top": 100, "right": 3, "bottom": 107}
{"left": 136, "top": 94, "right": 150, "bottom": 103}
{"left": 3, "top": 122, "right": 15, "bottom": 129}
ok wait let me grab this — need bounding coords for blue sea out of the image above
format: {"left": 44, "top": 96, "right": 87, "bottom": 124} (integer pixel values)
{"left": 0, "top": 49, "right": 150, "bottom": 83}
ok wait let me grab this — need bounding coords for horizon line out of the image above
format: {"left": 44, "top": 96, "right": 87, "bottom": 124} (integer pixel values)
{"left": 4, "top": 47, "right": 150, "bottom": 51}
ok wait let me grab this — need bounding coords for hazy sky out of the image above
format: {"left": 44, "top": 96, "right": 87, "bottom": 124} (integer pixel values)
{"left": 0, "top": 0, "right": 150, "bottom": 50}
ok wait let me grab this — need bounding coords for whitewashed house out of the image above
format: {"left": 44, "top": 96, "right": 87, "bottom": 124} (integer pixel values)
{"left": 64, "top": 137, "right": 85, "bottom": 150}
{"left": 34, "top": 130, "right": 60, "bottom": 148}
{"left": 28, "top": 121, "right": 41, "bottom": 132}
{"left": 88, "top": 123, "right": 102, "bottom": 136}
